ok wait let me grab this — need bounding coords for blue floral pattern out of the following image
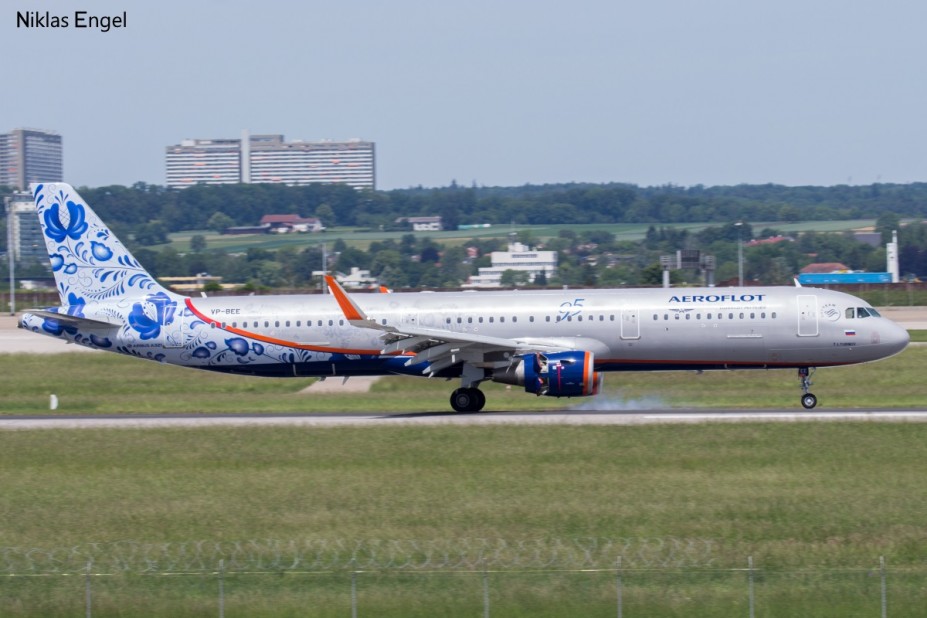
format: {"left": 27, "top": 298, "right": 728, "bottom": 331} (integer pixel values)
{"left": 35, "top": 184, "right": 165, "bottom": 303}
{"left": 128, "top": 292, "right": 177, "bottom": 340}
{"left": 43, "top": 200, "right": 88, "bottom": 242}
{"left": 25, "top": 183, "right": 355, "bottom": 376}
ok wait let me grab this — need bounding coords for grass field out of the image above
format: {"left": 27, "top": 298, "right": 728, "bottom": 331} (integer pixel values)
{"left": 1, "top": 345, "right": 926, "bottom": 615}
{"left": 163, "top": 219, "right": 876, "bottom": 253}
{"left": 2, "top": 423, "right": 926, "bottom": 616}
{"left": 0, "top": 344, "right": 924, "bottom": 415}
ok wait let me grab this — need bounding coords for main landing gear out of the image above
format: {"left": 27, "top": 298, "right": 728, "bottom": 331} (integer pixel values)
{"left": 450, "top": 387, "right": 486, "bottom": 412}
{"left": 798, "top": 367, "right": 817, "bottom": 409}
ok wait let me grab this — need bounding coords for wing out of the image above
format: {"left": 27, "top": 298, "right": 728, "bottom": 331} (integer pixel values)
{"left": 325, "top": 276, "right": 576, "bottom": 376}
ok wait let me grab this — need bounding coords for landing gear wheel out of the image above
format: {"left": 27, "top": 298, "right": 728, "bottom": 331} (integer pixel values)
{"left": 450, "top": 387, "right": 486, "bottom": 412}
{"left": 797, "top": 367, "right": 817, "bottom": 410}
{"left": 473, "top": 389, "right": 486, "bottom": 411}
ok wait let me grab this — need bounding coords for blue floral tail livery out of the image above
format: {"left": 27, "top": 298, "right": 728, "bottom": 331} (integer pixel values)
{"left": 33, "top": 183, "right": 176, "bottom": 306}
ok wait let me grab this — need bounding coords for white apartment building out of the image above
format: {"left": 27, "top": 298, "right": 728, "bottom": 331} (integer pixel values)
{"left": 464, "top": 241, "right": 558, "bottom": 288}
{"left": 165, "top": 138, "right": 241, "bottom": 187}
{"left": 166, "top": 132, "right": 375, "bottom": 190}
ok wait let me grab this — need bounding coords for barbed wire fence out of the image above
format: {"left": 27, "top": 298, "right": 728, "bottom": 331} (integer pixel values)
{"left": 1, "top": 539, "right": 909, "bottom": 617}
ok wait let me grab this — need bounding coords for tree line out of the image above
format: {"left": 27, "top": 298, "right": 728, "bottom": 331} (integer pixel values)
{"left": 4, "top": 181, "right": 927, "bottom": 288}
{"left": 58, "top": 180, "right": 927, "bottom": 237}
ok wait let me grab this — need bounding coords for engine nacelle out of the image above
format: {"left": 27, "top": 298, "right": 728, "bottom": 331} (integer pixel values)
{"left": 493, "top": 351, "right": 602, "bottom": 398}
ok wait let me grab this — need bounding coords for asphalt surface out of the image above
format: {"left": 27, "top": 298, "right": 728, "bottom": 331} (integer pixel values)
{"left": 3, "top": 408, "right": 927, "bottom": 430}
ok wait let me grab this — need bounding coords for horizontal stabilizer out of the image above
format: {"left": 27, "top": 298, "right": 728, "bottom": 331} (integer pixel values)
{"left": 25, "top": 309, "right": 122, "bottom": 329}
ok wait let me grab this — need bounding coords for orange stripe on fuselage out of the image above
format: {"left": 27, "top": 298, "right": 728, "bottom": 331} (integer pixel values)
{"left": 184, "top": 298, "right": 396, "bottom": 356}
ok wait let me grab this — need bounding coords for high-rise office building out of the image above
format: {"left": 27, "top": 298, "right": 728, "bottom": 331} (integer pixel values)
{"left": 0, "top": 129, "right": 63, "bottom": 190}
{"left": 166, "top": 132, "right": 375, "bottom": 190}
{"left": 7, "top": 192, "right": 46, "bottom": 263}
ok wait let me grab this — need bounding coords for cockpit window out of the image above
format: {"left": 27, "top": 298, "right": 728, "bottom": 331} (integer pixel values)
{"left": 847, "top": 307, "right": 880, "bottom": 319}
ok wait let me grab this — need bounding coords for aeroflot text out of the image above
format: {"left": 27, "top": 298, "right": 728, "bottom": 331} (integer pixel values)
{"left": 669, "top": 294, "right": 766, "bottom": 303}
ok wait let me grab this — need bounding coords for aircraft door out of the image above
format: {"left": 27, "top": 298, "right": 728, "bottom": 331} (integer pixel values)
{"left": 620, "top": 309, "right": 640, "bottom": 340}
{"left": 797, "top": 294, "right": 819, "bottom": 337}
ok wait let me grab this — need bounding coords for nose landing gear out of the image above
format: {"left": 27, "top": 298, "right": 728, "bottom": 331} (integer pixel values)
{"left": 798, "top": 367, "right": 817, "bottom": 409}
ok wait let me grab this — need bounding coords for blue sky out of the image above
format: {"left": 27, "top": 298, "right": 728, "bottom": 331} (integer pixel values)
{"left": 5, "top": 0, "right": 927, "bottom": 189}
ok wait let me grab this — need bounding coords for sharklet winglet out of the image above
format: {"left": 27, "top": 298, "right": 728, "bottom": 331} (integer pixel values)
{"left": 326, "top": 275, "right": 387, "bottom": 330}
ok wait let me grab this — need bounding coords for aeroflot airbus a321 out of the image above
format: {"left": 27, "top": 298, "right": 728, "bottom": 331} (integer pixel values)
{"left": 20, "top": 183, "right": 910, "bottom": 411}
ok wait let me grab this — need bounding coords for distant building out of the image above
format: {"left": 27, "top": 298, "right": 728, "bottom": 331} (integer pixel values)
{"left": 800, "top": 262, "right": 850, "bottom": 274}
{"left": 164, "top": 138, "right": 241, "bottom": 187}
{"left": 396, "top": 216, "right": 443, "bottom": 231}
{"left": 7, "top": 192, "right": 46, "bottom": 263}
{"left": 0, "top": 128, "right": 63, "bottom": 190}
{"left": 166, "top": 131, "right": 375, "bottom": 190}
{"left": 745, "top": 235, "right": 793, "bottom": 247}
{"left": 464, "top": 240, "right": 558, "bottom": 288}
{"left": 338, "top": 267, "right": 379, "bottom": 289}
{"left": 260, "top": 214, "right": 324, "bottom": 233}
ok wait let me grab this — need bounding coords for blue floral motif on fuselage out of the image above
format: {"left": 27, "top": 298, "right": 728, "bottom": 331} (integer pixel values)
{"left": 128, "top": 292, "right": 177, "bottom": 340}
{"left": 42, "top": 318, "right": 77, "bottom": 337}
{"left": 226, "top": 337, "right": 250, "bottom": 356}
{"left": 89, "top": 334, "right": 113, "bottom": 348}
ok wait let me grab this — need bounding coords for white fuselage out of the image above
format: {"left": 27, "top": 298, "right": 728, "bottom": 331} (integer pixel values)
{"left": 21, "top": 286, "right": 909, "bottom": 378}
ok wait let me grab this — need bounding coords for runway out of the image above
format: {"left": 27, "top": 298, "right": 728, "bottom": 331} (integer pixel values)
{"left": 3, "top": 408, "right": 927, "bottom": 430}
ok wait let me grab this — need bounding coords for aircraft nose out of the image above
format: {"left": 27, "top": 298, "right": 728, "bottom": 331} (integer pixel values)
{"left": 882, "top": 321, "right": 910, "bottom": 356}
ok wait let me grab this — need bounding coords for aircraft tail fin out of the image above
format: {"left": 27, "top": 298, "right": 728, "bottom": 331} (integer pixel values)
{"left": 32, "top": 182, "right": 175, "bottom": 306}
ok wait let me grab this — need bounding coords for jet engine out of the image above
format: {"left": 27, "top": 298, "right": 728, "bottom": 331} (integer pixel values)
{"left": 493, "top": 351, "right": 603, "bottom": 397}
